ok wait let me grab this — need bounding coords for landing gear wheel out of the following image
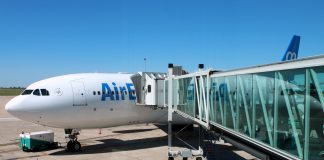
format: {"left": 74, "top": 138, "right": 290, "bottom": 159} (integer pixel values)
{"left": 196, "top": 157, "right": 202, "bottom": 160}
{"left": 67, "top": 140, "right": 81, "bottom": 152}
{"left": 73, "top": 141, "right": 81, "bottom": 152}
{"left": 67, "top": 140, "right": 73, "bottom": 151}
{"left": 168, "top": 157, "right": 174, "bottom": 160}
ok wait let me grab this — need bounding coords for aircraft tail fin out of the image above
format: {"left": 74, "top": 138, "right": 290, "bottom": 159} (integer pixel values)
{"left": 281, "top": 35, "right": 300, "bottom": 61}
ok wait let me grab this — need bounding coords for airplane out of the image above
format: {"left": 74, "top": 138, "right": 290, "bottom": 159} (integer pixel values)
{"left": 4, "top": 35, "right": 301, "bottom": 152}
{"left": 5, "top": 73, "right": 190, "bottom": 151}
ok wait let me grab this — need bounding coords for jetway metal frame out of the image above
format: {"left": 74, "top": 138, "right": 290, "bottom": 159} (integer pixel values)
{"left": 167, "top": 55, "right": 324, "bottom": 160}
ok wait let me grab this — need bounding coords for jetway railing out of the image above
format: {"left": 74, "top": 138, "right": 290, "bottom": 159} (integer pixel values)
{"left": 168, "top": 55, "right": 324, "bottom": 160}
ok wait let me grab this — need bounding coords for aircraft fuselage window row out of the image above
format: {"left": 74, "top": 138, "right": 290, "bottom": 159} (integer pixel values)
{"left": 21, "top": 89, "right": 50, "bottom": 96}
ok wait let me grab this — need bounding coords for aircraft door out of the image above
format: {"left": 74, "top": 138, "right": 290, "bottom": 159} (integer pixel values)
{"left": 71, "top": 80, "right": 88, "bottom": 106}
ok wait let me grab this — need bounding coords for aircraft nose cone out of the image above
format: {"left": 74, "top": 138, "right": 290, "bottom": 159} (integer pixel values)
{"left": 5, "top": 96, "right": 44, "bottom": 124}
{"left": 5, "top": 97, "right": 24, "bottom": 116}
{"left": 4, "top": 101, "right": 10, "bottom": 112}
{"left": 5, "top": 98, "right": 17, "bottom": 114}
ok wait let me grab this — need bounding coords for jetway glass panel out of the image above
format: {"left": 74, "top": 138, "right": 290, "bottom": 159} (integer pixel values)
{"left": 253, "top": 72, "right": 275, "bottom": 146}
{"left": 209, "top": 79, "right": 217, "bottom": 124}
{"left": 276, "top": 69, "right": 305, "bottom": 158}
{"left": 173, "top": 79, "right": 178, "bottom": 109}
{"left": 174, "top": 77, "right": 195, "bottom": 117}
{"left": 237, "top": 74, "right": 253, "bottom": 137}
{"left": 213, "top": 77, "right": 225, "bottom": 125}
{"left": 308, "top": 67, "right": 324, "bottom": 160}
{"left": 224, "top": 76, "right": 237, "bottom": 130}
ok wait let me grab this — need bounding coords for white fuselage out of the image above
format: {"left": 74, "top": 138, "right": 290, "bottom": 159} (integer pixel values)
{"left": 5, "top": 73, "right": 186, "bottom": 129}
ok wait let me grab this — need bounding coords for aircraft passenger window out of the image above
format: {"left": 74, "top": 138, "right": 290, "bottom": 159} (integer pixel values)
{"left": 40, "top": 89, "right": 50, "bottom": 96}
{"left": 21, "top": 89, "right": 33, "bottom": 95}
{"left": 97, "top": 91, "right": 101, "bottom": 95}
{"left": 148, "top": 85, "right": 151, "bottom": 93}
{"left": 93, "top": 91, "right": 96, "bottom": 95}
{"left": 33, "top": 89, "right": 41, "bottom": 96}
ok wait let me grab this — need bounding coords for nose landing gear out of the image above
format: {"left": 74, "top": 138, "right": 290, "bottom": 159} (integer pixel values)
{"left": 65, "top": 129, "right": 81, "bottom": 152}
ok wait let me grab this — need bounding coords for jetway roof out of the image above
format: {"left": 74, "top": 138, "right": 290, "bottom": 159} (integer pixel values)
{"left": 175, "top": 54, "right": 324, "bottom": 79}
{"left": 212, "top": 54, "right": 324, "bottom": 77}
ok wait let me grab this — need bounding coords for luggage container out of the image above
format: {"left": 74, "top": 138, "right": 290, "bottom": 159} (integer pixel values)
{"left": 19, "top": 130, "right": 57, "bottom": 151}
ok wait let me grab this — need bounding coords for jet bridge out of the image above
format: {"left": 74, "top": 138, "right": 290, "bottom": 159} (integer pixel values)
{"left": 167, "top": 55, "right": 324, "bottom": 160}
{"left": 131, "top": 72, "right": 167, "bottom": 107}
{"left": 130, "top": 66, "right": 187, "bottom": 107}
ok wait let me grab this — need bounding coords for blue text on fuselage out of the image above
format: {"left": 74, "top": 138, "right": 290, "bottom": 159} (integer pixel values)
{"left": 101, "top": 82, "right": 136, "bottom": 101}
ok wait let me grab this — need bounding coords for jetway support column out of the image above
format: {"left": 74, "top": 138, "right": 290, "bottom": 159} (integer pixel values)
{"left": 168, "top": 63, "right": 176, "bottom": 159}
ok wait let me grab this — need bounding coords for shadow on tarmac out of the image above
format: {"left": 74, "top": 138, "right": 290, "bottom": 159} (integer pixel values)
{"left": 49, "top": 125, "right": 247, "bottom": 159}
{"left": 112, "top": 128, "right": 157, "bottom": 134}
{"left": 50, "top": 136, "right": 168, "bottom": 155}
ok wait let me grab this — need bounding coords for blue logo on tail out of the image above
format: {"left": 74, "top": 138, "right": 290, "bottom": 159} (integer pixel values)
{"left": 282, "top": 35, "right": 300, "bottom": 61}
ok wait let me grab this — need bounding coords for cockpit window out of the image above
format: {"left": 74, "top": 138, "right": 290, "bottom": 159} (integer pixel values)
{"left": 21, "top": 89, "right": 33, "bottom": 95}
{"left": 33, "top": 89, "right": 41, "bottom": 96}
{"left": 40, "top": 89, "right": 50, "bottom": 96}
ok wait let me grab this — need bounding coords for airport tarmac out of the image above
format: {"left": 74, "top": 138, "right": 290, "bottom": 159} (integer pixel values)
{"left": 0, "top": 96, "right": 256, "bottom": 160}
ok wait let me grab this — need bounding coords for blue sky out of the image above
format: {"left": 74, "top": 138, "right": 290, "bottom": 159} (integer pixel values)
{"left": 1, "top": 0, "right": 324, "bottom": 87}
